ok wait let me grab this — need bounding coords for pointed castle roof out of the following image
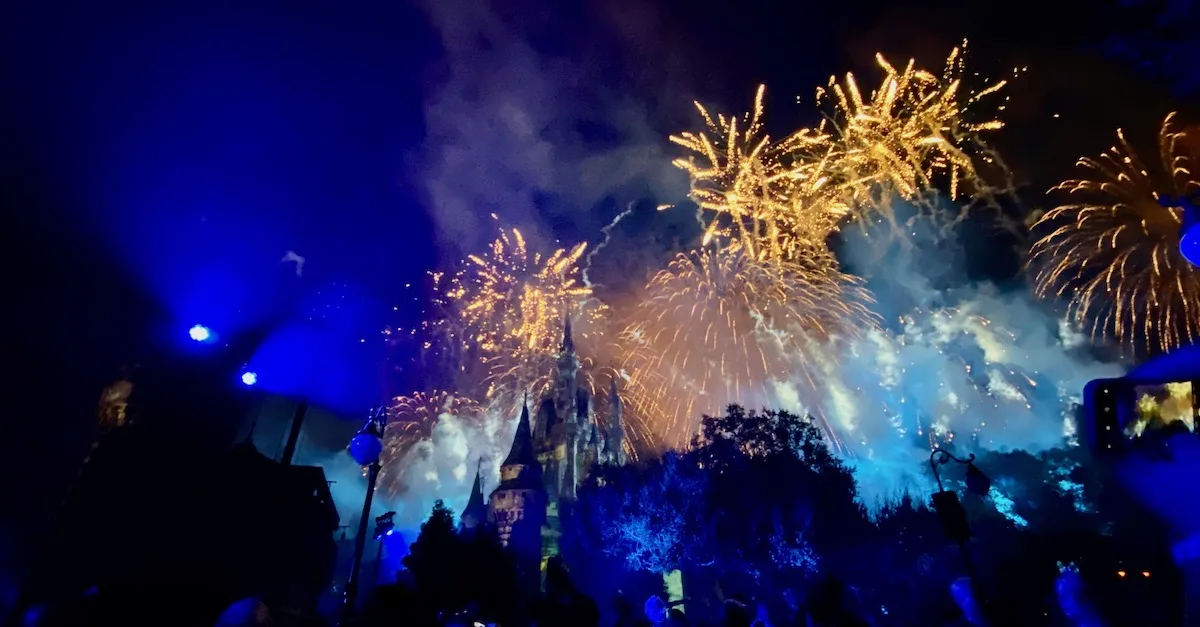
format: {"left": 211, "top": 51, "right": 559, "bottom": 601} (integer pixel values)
{"left": 495, "top": 397, "right": 544, "bottom": 493}
{"left": 462, "top": 459, "right": 487, "bottom": 526}
{"left": 561, "top": 316, "right": 575, "bottom": 354}
{"left": 501, "top": 398, "right": 539, "bottom": 468}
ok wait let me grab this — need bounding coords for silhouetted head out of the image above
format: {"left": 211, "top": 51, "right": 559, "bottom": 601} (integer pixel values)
{"left": 805, "top": 575, "right": 847, "bottom": 619}
{"left": 545, "top": 556, "right": 572, "bottom": 594}
{"left": 723, "top": 599, "right": 752, "bottom": 627}
{"left": 667, "top": 608, "right": 689, "bottom": 626}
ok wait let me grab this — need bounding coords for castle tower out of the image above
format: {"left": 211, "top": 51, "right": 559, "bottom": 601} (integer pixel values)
{"left": 607, "top": 378, "right": 626, "bottom": 466}
{"left": 460, "top": 460, "right": 487, "bottom": 529}
{"left": 553, "top": 317, "right": 580, "bottom": 501}
{"left": 487, "top": 400, "right": 545, "bottom": 549}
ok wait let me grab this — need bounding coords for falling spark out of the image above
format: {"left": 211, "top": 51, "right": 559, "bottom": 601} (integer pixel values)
{"left": 1029, "top": 113, "right": 1200, "bottom": 353}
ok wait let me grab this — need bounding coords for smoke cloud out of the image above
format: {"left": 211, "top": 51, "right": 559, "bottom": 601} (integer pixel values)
{"left": 412, "top": 0, "right": 688, "bottom": 255}
{"left": 775, "top": 208, "right": 1126, "bottom": 504}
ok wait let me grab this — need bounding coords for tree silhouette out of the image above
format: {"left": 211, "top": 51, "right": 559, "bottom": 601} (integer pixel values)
{"left": 401, "top": 500, "right": 465, "bottom": 621}
{"left": 572, "top": 406, "right": 873, "bottom": 623}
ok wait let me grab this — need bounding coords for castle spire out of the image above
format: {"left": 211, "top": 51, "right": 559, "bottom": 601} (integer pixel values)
{"left": 502, "top": 397, "right": 538, "bottom": 468}
{"left": 608, "top": 377, "right": 626, "bottom": 466}
{"left": 561, "top": 315, "right": 575, "bottom": 354}
{"left": 461, "top": 458, "right": 487, "bottom": 528}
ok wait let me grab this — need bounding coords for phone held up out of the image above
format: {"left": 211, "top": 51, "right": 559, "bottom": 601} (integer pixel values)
{"left": 1083, "top": 377, "right": 1200, "bottom": 456}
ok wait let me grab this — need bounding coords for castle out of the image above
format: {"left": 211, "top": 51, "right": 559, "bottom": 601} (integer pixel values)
{"left": 460, "top": 318, "right": 625, "bottom": 579}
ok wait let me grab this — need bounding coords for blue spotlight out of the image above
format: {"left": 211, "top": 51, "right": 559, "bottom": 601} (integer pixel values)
{"left": 189, "top": 324, "right": 213, "bottom": 342}
{"left": 241, "top": 371, "right": 258, "bottom": 387}
{"left": 1164, "top": 192, "right": 1200, "bottom": 268}
{"left": 1182, "top": 201, "right": 1199, "bottom": 268}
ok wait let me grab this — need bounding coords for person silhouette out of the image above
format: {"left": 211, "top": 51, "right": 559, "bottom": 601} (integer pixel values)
{"left": 1117, "top": 432, "right": 1200, "bottom": 624}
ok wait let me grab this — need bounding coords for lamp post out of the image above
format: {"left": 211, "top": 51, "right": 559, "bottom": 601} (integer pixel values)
{"left": 372, "top": 511, "right": 396, "bottom": 587}
{"left": 929, "top": 448, "right": 992, "bottom": 580}
{"left": 339, "top": 406, "right": 388, "bottom": 625}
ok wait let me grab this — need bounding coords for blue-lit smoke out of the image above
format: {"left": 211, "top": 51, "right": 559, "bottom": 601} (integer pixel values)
{"left": 769, "top": 208, "right": 1126, "bottom": 504}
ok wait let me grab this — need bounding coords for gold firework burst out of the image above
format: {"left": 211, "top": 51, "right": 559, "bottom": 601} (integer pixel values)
{"left": 436, "top": 227, "right": 608, "bottom": 408}
{"left": 813, "top": 43, "right": 1013, "bottom": 233}
{"left": 617, "top": 246, "right": 874, "bottom": 448}
{"left": 1030, "top": 113, "right": 1200, "bottom": 353}
{"left": 670, "top": 85, "right": 844, "bottom": 261}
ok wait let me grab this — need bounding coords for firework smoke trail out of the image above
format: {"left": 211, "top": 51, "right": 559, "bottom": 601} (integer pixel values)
{"left": 1029, "top": 113, "right": 1200, "bottom": 354}
{"left": 583, "top": 205, "right": 636, "bottom": 289}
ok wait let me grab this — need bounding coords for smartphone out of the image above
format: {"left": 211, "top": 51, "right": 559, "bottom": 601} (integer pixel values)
{"left": 1083, "top": 377, "right": 1199, "bottom": 454}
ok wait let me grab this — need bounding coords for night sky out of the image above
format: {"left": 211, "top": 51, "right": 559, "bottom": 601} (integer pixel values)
{"left": 1, "top": 0, "right": 1195, "bottom": 596}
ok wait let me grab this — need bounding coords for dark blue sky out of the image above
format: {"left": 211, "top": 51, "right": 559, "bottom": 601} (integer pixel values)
{"left": 0, "top": 0, "right": 1192, "bottom": 596}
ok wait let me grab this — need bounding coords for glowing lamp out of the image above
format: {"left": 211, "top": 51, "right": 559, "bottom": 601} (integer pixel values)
{"left": 348, "top": 418, "right": 385, "bottom": 466}
{"left": 1181, "top": 201, "right": 1200, "bottom": 267}
{"left": 188, "top": 324, "right": 212, "bottom": 342}
{"left": 240, "top": 371, "right": 258, "bottom": 386}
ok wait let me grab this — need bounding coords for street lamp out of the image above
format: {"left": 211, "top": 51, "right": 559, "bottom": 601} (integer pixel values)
{"left": 372, "top": 511, "right": 397, "bottom": 587}
{"left": 929, "top": 448, "right": 992, "bottom": 580}
{"left": 340, "top": 406, "right": 388, "bottom": 624}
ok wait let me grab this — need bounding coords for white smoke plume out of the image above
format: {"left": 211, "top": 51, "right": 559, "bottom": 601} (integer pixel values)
{"left": 379, "top": 406, "right": 517, "bottom": 530}
{"left": 412, "top": 0, "right": 688, "bottom": 255}
{"left": 770, "top": 210, "right": 1127, "bottom": 505}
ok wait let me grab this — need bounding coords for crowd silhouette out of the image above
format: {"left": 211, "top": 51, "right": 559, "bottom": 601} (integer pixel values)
{"left": 13, "top": 407, "right": 1196, "bottom": 626}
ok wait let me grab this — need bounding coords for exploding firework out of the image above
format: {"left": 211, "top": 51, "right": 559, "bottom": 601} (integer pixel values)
{"left": 379, "top": 390, "right": 484, "bottom": 499}
{"left": 811, "top": 43, "right": 1014, "bottom": 235}
{"left": 617, "top": 246, "right": 874, "bottom": 448}
{"left": 433, "top": 226, "right": 609, "bottom": 409}
{"left": 670, "top": 85, "right": 845, "bottom": 262}
{"left": 670, "top": 44, "right": 1015, "bottom": 250}
{"left": 1029, "top": 113, "right": 1200, "bottom": 353}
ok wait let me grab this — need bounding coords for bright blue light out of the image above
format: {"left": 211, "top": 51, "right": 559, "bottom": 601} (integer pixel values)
{"left": 241, "top": 371, "right": 258, "bottom": 386}
{"left": 1181, "top": 221, "right": 1199, "bottom": 267}
{"left": 189, "top": 324, "right": 212, "bottom": 342}
{"left": 348, "top": 432, "right": 383, "bottom": 466}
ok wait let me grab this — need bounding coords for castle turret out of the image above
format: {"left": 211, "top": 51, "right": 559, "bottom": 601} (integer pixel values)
{"left": 488, "top": 400, "right": 545, "bottom": 548}
{"left": 555, "top": 317, "right": 579, "bottom": 425}
{"left": 561, "top": 315, "right": 575, "bottom": 354}
{"left": 607, "top": 378, "right": 626, "bottom": 465}
{"left": 551, "top": 317, "right": 580, "bottom": 501}
{"left": 461, "top": 460, "right": 487, "bottom": 529}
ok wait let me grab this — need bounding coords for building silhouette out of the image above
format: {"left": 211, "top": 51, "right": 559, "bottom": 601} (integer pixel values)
{"left": 462, "top": 318, "right": 625, "bottom": 587}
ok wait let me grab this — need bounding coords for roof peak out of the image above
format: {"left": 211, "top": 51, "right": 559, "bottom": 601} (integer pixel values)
{"left": 561, "top": 316, "right": 575, "bottom": 353}
{"left": 501, "top": 398, "right": 538, "bottom": 468}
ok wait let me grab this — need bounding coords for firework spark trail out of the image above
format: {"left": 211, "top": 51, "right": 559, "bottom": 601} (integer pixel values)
{"left": 669, "top": 84, "right": 844, "bottom": 262}
{"left": 810, "top": 43, "right": 1017, "bottom": 237}
{"left": 617, "top": 246, "right": 876, "bottom": 448}
{"left": 432, "top": 226, "right": 610, "bottom": 409}
{"left": 1029, "top": 113, "right": 1200, "bottom": 354}
{"left": 669, "top": 44, "right": 1015, "bottom": 257}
